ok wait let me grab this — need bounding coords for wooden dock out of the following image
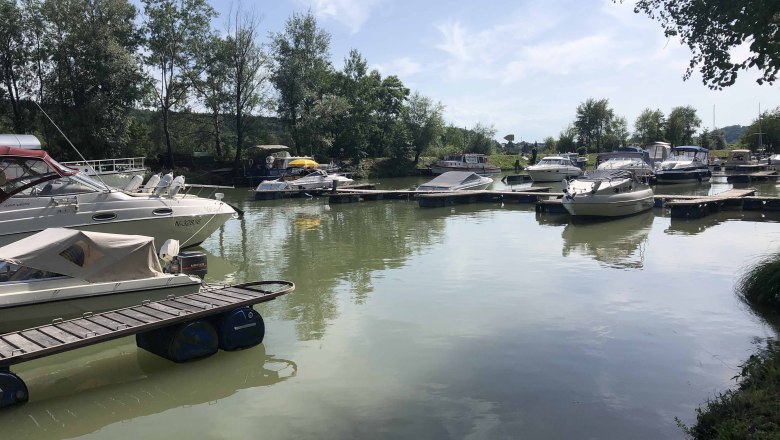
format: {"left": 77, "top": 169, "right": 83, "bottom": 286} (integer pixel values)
{"left": 253, "top": 183, "right": 376, "bottom": 200}
{"left": 726, "top": 170, "right": 779, "bottom": 184}
{"left": 661, "top": 188, "right": 757, "bottom": 218}
{"left": 0, "top": 281, "right": 294, "bottom": 408}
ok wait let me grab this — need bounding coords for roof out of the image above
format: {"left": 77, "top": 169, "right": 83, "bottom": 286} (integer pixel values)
{"left": 0, "top": 228, "right": 164, "bottom": 283}
{"left": 0, "top": 134, "right": 42, "bottom": 149}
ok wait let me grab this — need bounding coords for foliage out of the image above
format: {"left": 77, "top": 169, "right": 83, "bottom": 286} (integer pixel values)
{"left": 677, "top": 339, "right": 780, "bottom": 439}
{"left": 697, "top": 128, "right": 726, "bottom": 150}
{"left": 666, "top": 105, "right": 701, "bottom": 146}
{"left": 738, "top": 251, "right": 780, "bottom": 308}
{"left": 574, "top": 98, "right": 616, "bottom": 152}
{"left": 634, "top": 108, "right": 666, "bottom": 146}
{"left": 558, "top": 125, "right": 577, "bottom": 153}
{"left": 405, "top": 92, "right": 445, "bottom": 164}
{"left": 739, "top": 107, "right": 780, "bottom": 153}
{"left": 628, "top": 0, "right": 780, "bottom": 89}
{"left": 466, "top": 122, "right": 497, "bottom": 155}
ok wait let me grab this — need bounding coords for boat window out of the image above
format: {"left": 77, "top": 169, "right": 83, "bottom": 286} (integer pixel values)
{"left": 1, "top": 157, "right": 60, "bottom": 194}
{"left": 25, "top": 176, "right": 99, "bottom": 196}
{"left": 2, "top": 263, "right": 66, "bottom": 281}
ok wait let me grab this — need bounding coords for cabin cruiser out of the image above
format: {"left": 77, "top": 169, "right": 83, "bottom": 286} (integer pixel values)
{"left": 0, "top": 228, "right": 205, "bottom": 333}
{"left": 416, "top": 171, "right": 493, "bottom": 191}
{"left": 561, "top": 170, "right": 654, "bottom": 217}
{"left": 430, "top": 153, "right": 501, "bottom": 175}
{"left": 654, "top": 146, "right": 712, "bottom": 184}
{"left": 0, "top": 147, "right": 236, "bottom": 248}
{"left": 595, "top": 147, "right": 654, "bottom": 177}
{"left": 526, "top": 156, "right": 584, "bottom": 182}
{"left": 646, "top": 141, "right": 672, "bottom": 168}
{"left": 255, "top": 169, "right": 354, "bottom": 191}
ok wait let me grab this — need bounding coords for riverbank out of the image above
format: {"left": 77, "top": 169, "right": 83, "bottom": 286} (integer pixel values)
{"left": 681, "top": 252, "right": 780, "bottom": 439}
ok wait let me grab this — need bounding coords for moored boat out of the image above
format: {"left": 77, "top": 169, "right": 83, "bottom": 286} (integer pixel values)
{"left": 430, "top": 153, "right": 501, "bottom": 175}
{"left": 654, "top": 146, "right": 712, "bottom": 184}
{"left": 416, "top": 171, "right": 493, "bottom": 191}
{"left": 561, "top": 170, "right": 654, "bottom": 217}
{"left": 595, "top": 147, "right": 654, "bottom": 177}
{"left": 526, "top": 156, "right": 584, "bottom": 182}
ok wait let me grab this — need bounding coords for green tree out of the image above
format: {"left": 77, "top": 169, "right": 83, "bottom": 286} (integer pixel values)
{"left": 142, "top": 0, "right": 216, "bottom": 166}
{"left": 269, "top": 11, "right": 332, "bottom": 156}
{"left": 405, "top": 92, "right": 444, "bottom": 164}
{"left": 0, "top": 0, "right": 30, "bottom": 132}
{"left": 603, "top": 116, "right": 629, "bottom": 150}
{"left": 557, "top": 125, "right": 577, "bottom": 153}
{"left": 628, "top": 0, "right": 779, "bottom": 89}
{"left": 739, "top": 107, "right": 780, "bottom": 153}
{"left": 466, "top": 122, "right": 497, "bottom": 155}
{"left": 543, "top": 136, "right": 557, "bottom": 152}
{"left": 634, "top": 108, "right": 666, "bottom": 146}
{"left": 666, "top": 105, "right": 701, "bottom": 146}
{"left": 40, "top": 0, "right": 148, "bottom": 158}
{"left": 574, "top": 98, "right": 614, "bottom": 152}
{"left": 192, "top": 35, "right": 230, "bottom": 160}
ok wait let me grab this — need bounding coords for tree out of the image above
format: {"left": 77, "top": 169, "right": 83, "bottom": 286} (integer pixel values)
{"left": 223, "top": 9, "right": 270, "bottom": 172}
{"left": 574, "top": 98, "right": 614, "bottom": 152}
{"left": 143, "top": 0, "right": 216, "bottom": 167}
{"left": 192, "top": 35, "right": 230, "bottom": 160}
{"left": 0, "top": 0, "right": 29, "bottom": 132}
{"left": 628, "top": 0, "right": 779, "bottom": 89}
{"left": 543, "top": 136, "right": 557, "bottom": 152}
{"left": 739, "top": 107, "right": 780, "bottom": 153}
{"left": 634, "top": 108, "right": 666, "bottom": 146}
{"left": 269, "top": 11, "right": 332, "bottom": 156}
{"left": 557, "top": 125, "right": 577, "bottom": 153}
{"left": 666, "top": 105, "right": 701, "bottom": 146}
{"left": 405, "top": 92, "right": 444, "bottom": 164}
{"left": 466, "top": 122, "right": 497, "bottom": 155}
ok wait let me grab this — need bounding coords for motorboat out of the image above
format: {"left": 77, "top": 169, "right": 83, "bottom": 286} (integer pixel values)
{"left": 416, "top": 171, "right": 493, "bottom": 191}
{"left": 561, "top": 170, "right": 655, "bottom": 217}
{"left": 245, "top": 145, "right": 320, "bottom": 182}
{"left": 0, "top": 147, "right": 236, "bottom": 248}
{"left": 646, "top": 141, "right": 672, "bottom": 168}
{"left": 0, "top": 228, "right": 205, "bottom": 333}
{"left": 654, "top": 146, "right": 712, "bottom": 184}
{"left": 255, "top": 169, "right": 354, "bottom": 191}
{"left": 526, "top": 156, "right": 584, "bottom": 182}
{"left": 595, "top": 147, "right": 654, "bottom": 177}
{"left": 430, "top": 153, "right": 501, "bottom": 175}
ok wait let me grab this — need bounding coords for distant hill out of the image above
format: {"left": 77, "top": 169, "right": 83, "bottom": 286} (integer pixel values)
{"left": 720, "top": 125, "right": 747, "bottom": 144}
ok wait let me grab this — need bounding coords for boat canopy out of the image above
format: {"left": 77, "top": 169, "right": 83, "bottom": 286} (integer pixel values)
{"left": 0, "top": 228, "right": 164, "bottom": 282}
{"left": 0, "top": 146, "right": 80, "bottom": 203}
{"left": 423, "top": 171, "right": 483, "bottom": 187}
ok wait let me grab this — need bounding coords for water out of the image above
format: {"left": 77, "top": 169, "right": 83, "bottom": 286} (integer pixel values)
{"left": 3, "top": 176, "right": 780, "bottom": 439}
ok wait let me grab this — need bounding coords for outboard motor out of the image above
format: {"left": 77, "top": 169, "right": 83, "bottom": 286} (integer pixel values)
{"left": 171, "top": 251, "right": 208, "bottom": 280}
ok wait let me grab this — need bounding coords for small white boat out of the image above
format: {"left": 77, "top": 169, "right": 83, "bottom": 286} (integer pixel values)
{"left": 562, "top": 170, "right": 654, "bottom": 217}
{"left": 430, "top": 153, "right": 501, "bottom": 175}
{"left": 595, "top": 148, "right": 654, "bottom": 177}
{"left": 654, "top": 146, "right": 712, "bottom": 184}
{"left": 255, "top": 169, "right": 354, "bottom": 191}
{"left": 526, "top": 156, "right": 584, "bottom": 182}
{"left": 416, "top": 171, "right": 493, "bottom": 191}
{"left": 0, "top": 228, "right": 204, "bottom": 333}
{"left": 0, "top": 147, "right": 236, "bottom": 248}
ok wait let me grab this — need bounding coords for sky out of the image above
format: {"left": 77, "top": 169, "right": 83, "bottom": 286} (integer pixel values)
{"left": 205, "top": 0, "right": 778, "bottom": 142}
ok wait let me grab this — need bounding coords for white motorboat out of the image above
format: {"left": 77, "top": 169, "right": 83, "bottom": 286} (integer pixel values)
{"left": 526, "top": 156, "right": 584, "bottom": 182}
{"left": 595, "top": 147, "right": 654, "bottom": 177}
{"left": 0, "top": 147, "right": 236, "bottom": 248}
{"left": 416, "top": 171, "right": 493, "bottom": 191}
{"left": 654, "top": 146, "right": 712, "bottom": 184}
{"left": 0, "top": 228, "right": 204, "bottom": 333}
{"left": 561, "top": 170, "right": 655, "bottom": 217}
{"left": 255, "top": 169, "right": 354, "bottom": 191}
{"left": 430, "top": 153, "right": 501, "bottom": 175}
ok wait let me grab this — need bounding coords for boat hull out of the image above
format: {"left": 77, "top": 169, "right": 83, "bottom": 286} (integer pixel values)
{"left": 430, "top": 165, "right": 501, "bottom": 175}
{"left": 562, "top": 188, "right": 655, "bottom": 217}
{"left": 0, "top": 277, "right": 202, "bottom": 333}
{"left": 527, "top": 168, "right": 582, "bottom": 182}
{"left": 654, "top": 169, "right": 712, "bottom": 184}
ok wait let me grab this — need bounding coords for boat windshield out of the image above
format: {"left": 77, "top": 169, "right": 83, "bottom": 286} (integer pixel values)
{"left": 1, "top": 154, "right": 107, "bottom": 198}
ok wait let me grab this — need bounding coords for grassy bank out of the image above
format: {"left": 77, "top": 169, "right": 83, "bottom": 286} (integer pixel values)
{"left": 680, "top": 253, "right": 780, "bottom": 439}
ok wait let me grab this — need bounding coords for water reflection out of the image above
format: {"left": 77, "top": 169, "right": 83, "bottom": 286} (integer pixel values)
{"left": 0, "top": 343, "right": 295, "bottom": 439}
{"left": 665, "top": 210, "right": 780, "bottom": 236}
{"left": 561, "top": 212, "right": 654, "bottom": 269}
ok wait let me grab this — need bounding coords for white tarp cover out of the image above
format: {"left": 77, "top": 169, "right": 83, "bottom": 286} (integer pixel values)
{"left": 0, "top": 228, "right": 163, "bottom": 282}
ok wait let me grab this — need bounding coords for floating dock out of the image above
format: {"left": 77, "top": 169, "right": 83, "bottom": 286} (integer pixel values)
{"left": 660, "top": 188, "right": 757, "bottom": 218}
{"left": 725, "top": 170, "right": 779, "bottom": 184}
{"left": 0, "top": 281, "right": 294, "bottom": 408}
{"left": 253, "top": 183, "right": 376, "bottom": 200}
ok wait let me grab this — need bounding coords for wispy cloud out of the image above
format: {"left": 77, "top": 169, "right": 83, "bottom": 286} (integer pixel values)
{"left": 301, "top": 0, "right": 383, "bottom": 34}
{"left": 372, "top": 57, "right": 424, "bottom": 78}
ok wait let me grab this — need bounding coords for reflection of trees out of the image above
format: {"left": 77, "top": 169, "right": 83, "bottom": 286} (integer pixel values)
{"left": 0, "top": 344, "right": 295, "bottom": 439}
{"left": 561, "top": 212, "right": 654, "bottom": 269}
{"left": 204, "top": 198, "right": 447, "bottom": 340}
{"left": 665, "top": 211, "right": 780, "bottom": 236}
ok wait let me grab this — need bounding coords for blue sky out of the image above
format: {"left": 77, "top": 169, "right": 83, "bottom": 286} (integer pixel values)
{"left": 206, "top": 0, "right": 777, "bottom": 142}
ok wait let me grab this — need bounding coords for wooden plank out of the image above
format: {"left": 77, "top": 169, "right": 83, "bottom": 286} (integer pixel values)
{"left": 20, "top": 329, "right": 61, "bottom": 348}
{"left": 172, "top": 296, "right": 216, "bottom": 310}
{"left": 159, "top": 299, "right": 204, "bottom": 314}
{"left": 2, "top": 334, "right": 43, "bottom": 354}
{"left": 70, "top": 318, "right": 113, "bottom": 336}
{"left": 195, "top": 290, "right": 244, "bottom": 304}
{"left": 133, "top": 305, "right": 178, "bottom": 320}
{"left": 38, "top": 325, "right": 81, "bottom": 343}
{"left": 0, "top": 340, "right": 17, "bottom": 359}
{"left": 87, "top": 314, "right": 129, "bottom": 331}
{"left": 115, "top": 308, "right": 159, "bottom": 324}
{"left": 226, "top": 286, "right": 272, "bottom": 297}
{"left": 189, "top": 293, "right": 233, "bottom": 307}
{"left": 57, "top": 321, "right": 99, "bottom": 338}
{"left": 145, "top": 301, "right": 191, "bottom": 316}
{"left": 212, "top": 288, "right": 256, "bottom": 301}
{"left": 102, "top": 312, "right": 145, "bottom": 328}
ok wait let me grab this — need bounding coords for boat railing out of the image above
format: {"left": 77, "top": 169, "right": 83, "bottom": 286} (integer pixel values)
{"left": 61, "top": 157, "right": 147, "bottom": 175}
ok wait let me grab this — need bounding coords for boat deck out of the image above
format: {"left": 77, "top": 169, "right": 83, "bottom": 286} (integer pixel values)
{"left": 0, "top": 281, "right": 294, "bottom": 368}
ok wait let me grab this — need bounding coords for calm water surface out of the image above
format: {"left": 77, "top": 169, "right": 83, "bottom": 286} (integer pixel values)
{"left": 2, "top": 176, "right": 780, "bottom": 439}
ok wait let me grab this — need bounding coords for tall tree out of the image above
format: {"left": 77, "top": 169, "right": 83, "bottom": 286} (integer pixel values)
{"left": 666, "top": 105, "right": 701, "bottom": 146}
{"left": 405, "top": 92, "right": 444, "bottom": 164}
{"left": 142, "top": 0, "right": 215, "bottom": 167}
{"left": 40, "top": 0, "right": 147, "bottom": 158}
{"left": 466, "top": 122, "right": 497, "bottom": 155}
{"left": 574, "top": 98, "right": 614, "bottom": 152}
{"left": 224, "top": 9, "right": 270, "bottom": 172}
{"left": 269, "top": 11, "right": 332, "bottom": 156}
{"left": 0, "top": 0, "right": 30, "bottom": 132}
{"left": 627, "top": 0, "right": 779, "bottom": 89}
{"left": 192, "top": 35, "right": 230, "bottom": 160}
{"left": 634, "top": 108, "right": 666, "bottom": 146}
{"left": 557, "top": 125, "right": 577, "bottom": 153}
{"left": 739, "top": 107, "right": 780, "bottom": 152}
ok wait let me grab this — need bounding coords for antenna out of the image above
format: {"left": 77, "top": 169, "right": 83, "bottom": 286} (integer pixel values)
{"left": 33, "top": 101, "right": 111, "bottom": 190}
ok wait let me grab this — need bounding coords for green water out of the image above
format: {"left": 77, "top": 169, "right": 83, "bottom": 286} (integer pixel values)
{"left": 2, "top": 176, "right": 780, "bottom": 439}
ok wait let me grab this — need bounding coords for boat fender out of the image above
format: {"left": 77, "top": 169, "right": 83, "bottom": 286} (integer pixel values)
{"left": 0, "top": 370, "right": 28, "bottom": 408}
{"left": 210, "top": 307, "right": 266, "bottom": 350}
{"left": 136, "top": 320, "right": 218, "bottom": 362}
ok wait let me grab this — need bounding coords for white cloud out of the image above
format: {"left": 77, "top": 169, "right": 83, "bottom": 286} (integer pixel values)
{"left": 301, "top": 0, "right": 383, "bottom": 34}
{"left": 372, "top": 57, "right": 424, "bottom": 78}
